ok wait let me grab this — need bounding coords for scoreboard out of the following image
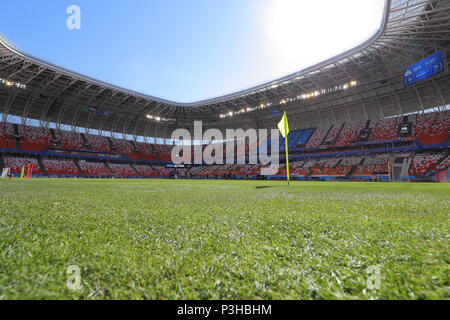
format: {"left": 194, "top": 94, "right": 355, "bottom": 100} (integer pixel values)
{"left": 403, "top": 51, "right": 445, "bottom": 88}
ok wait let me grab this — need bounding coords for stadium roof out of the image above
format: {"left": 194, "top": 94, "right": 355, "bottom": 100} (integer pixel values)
{"left": 0, "top": 0, "right": 449, "bottom": 140}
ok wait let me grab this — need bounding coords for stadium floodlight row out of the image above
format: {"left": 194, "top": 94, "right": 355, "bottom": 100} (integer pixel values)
{"left": 0, "top": 0, "right": 449, "bottom": 140}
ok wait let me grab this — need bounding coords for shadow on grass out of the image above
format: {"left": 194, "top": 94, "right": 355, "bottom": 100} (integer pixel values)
{"left": 255, "top": 185, "right": 288, "bottom": 189}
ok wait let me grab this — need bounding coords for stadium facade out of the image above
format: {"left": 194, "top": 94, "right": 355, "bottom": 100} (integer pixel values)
{"left": 0, "top": 0, "right": 449, "bottom": 182}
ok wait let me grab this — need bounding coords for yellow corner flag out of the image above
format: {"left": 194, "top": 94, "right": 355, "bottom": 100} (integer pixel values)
{"left": 20, "top": 165, "right": 25, "bottom": 179}
{"left": 277, "top": 111, "right": 290, "bottom": 185}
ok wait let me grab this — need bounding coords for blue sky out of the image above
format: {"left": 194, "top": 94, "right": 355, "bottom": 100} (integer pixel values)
{"left": 0, "top": 0, "right": 385, "bottom": 103}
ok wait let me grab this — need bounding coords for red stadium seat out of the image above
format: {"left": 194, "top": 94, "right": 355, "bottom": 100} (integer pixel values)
{"left": 43, "top": 159, "right": 80, "bottom": 175}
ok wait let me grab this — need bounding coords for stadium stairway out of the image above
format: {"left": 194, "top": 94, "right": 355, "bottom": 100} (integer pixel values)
{"left": 305, "top": 168, "right": 315, "bottom": 180}
{"left": 189, "top": 166, "right": 205, "bottom": 176}
{"left": 129, "top": 163, "right": 141, "bottom": 175}
{"left": 49, "top": 128, "right": 60, "bottom": 146}
{"left": 0, "top": 152, "right": 5, "bottom": 171}
{"left": 12, "top": 124, "right": 22, "bottom": 150}
{"left": 104, "top": 162, "right": 114, "bottom": 175}
{"left": 149, "top": 164, "right": 159, "bottom": 174}
{"left": 130, "top": 141, "right": 145, "bottom": 159}
{"left": 346, "top": 158, "right": 365, "bottom": 178}
{"left": 37, "top": 157, "right": 48, "bottom": 176}
{"left": 154, "top": 148, "right": 160, "bottom": 161}
{"left": 14, "top": 138, "right": 22, "bottom": 150}
{"left": 422, "top": 150, "right": 450, "bottom": 177}
{"left": 323, "top": 123, "right": 346, "bottom": 145}
{"left": 356, "top": 120, "right": 372, "bottom": 142}
{"left": 203, "top": 164, "right": 223, "bottom": 176}
{"left": 73, "top": 159, "right": 86, "bottom": 176}
{"left": 402, "top": 157, "right": 413, "bottom": 178}
{"left": 192, "top": 166, "right": 208, "bottom": 176}
{"left": 79, "top": 133, "right": 91, "bottom": 149}
{"left": 333, "top": 159, "right": 343, "bottom": 169}
{"left": 106, "top": 137, "right": 117, "bottom": 151}
{"left": 130, "top": 140, "right": 138, "bottom": 152}
{"left": 137, "top": 149, "right": 145, "bottom": 161}
{"left": 394, "top": 156, "right": 412, "bottom": 178}
{"left": 125, "top": 140, "right": 134, "bottom": 152}
{"left": 333, "top": 123, "right": 346, "bottom": 145}
{"left": 320, "top": 126, "right": 333, "bottom": 145}
{"left": 346, "top": 166, "right": 359, "bottom": 178}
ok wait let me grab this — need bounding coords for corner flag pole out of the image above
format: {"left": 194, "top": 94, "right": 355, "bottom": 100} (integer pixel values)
{"left": 284, "top": 113, "right": 290, "bottom": 186}
{"left": 278, "top": 111, "right": 290, "bottom": 186}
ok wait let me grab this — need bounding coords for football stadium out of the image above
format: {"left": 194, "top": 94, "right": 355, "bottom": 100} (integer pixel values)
{"left": 0, "top": 0, "right": 449, "bottom": 302}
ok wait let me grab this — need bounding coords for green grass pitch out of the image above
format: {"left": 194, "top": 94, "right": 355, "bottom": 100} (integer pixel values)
{"left": 0, "top": 178, "right": 448, "bottom": 300}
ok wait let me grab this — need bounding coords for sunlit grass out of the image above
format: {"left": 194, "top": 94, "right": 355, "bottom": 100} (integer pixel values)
{"left": 0, "top": 179, "right": 448, "bottom": 299}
